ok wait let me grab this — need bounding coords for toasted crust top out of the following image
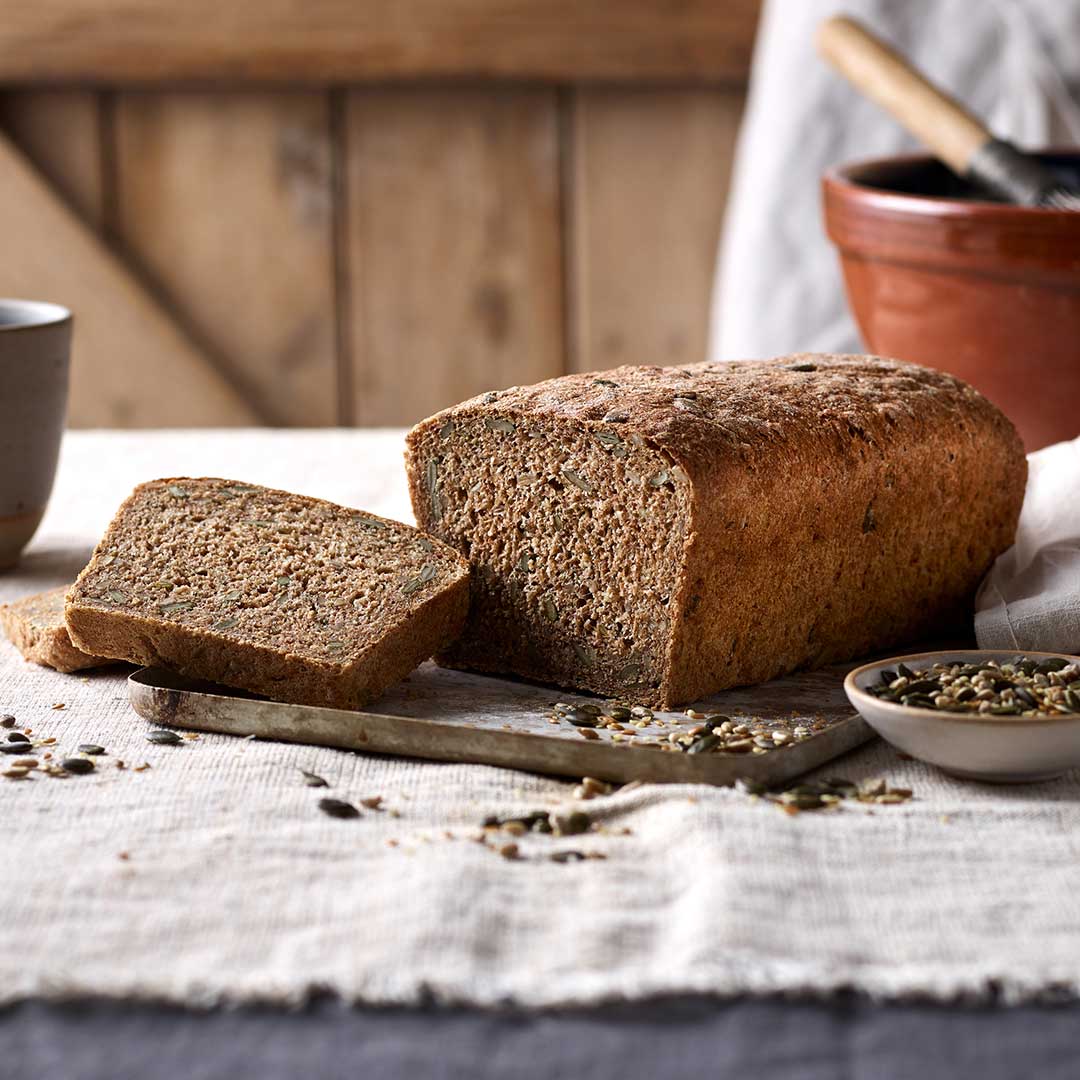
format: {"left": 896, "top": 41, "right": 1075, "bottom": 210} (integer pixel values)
{"left": 409, "top": 355, "right": 1025, "bottom": 482}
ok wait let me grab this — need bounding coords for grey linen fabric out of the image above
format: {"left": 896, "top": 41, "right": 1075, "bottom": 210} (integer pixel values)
{"left": 2, "top": 430, "right": 1079, "bottom": 1008}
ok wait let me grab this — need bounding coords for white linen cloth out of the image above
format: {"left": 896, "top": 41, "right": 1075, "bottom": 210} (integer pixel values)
{"left": 977, "top": 438, "right": 1080, "bottom": 653}
{"left": 710, "top": 0, "right": 1080, "bottom": 361}
{"left": 4, "top": 430, "right": 1080, "bottom": 1009}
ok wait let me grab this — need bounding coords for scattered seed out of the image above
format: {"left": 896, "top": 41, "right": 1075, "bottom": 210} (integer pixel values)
{"left": 77, "top": 744, "right": 106, "bottom": 756}
{"left": 0, "top": 715, "right": 14, "bottom": 728}
{"left": 145, "top": 730, "right": 183, "bottom": 745}
{"left": 360, "top": 796, "right": 383, "bottom": 810}
{"left": 299, "top": 769, "right": 328, "bottom": 788}
{"left": 6, "top": 732, "right": 30, "bottom": 744}
{"left": 3, "top": 767, "right": 29, "bottom": 779}
{"left": 498, "top": 843, "right": 520, "bottom": 860}
{"left": 318, "top": 798, "right": 360, "bottom": 820}
{"left": 61, "top": 758, "right": 95, "bottom": 775}
{"left": 554, "top": 811, "right": 591, "bottom": 837}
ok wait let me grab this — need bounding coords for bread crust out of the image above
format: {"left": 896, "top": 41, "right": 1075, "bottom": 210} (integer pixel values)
{"left": 66, "top": 479, "right": 471, "bottom": 710}
{"left": 406, "top": 355, "right": 1027, "bottom": 706}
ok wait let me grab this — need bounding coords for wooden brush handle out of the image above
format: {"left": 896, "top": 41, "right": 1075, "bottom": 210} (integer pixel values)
{"left": 816, "top": 15, "right": 990, "bottom": 174}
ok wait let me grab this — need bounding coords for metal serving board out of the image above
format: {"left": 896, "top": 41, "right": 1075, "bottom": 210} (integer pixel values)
{"left": 128, "top": 660, "right": 873, "bottom": 788}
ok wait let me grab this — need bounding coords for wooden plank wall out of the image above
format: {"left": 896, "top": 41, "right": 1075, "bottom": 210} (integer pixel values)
{"left": 0, "top": 83, "right": 745, "bottom": 427}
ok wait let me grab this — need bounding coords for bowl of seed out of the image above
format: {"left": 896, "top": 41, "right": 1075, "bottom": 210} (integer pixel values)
{"left": 845, "top": 650, "right": 1080, "bottom": 783}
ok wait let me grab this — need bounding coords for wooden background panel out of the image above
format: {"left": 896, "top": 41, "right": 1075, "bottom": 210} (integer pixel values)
{"left": 0, "top": 125, "right": 258, "bottom": 426}
{"left": 0, "top": 0, "right": 760, "bottom": 83}
{"left": 0, "top": 90, "right": 105, "bottom": 232}
{"left": 344, "top": 88, "right": 564, "bottom": 426}
{"left": 567, "top": 87, "right": 744, "bottom": 373}
{"left": 112, "top": 91, "right": 339, "bottom": 426}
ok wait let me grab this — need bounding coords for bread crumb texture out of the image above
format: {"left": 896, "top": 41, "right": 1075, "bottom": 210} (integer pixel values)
{"left": 66, "top": 479, "right": 470, "bottom": 709}
{"left": 0, "top": 586, "right": 111, "bottom": 673}
{"left": 405, "top": 355, "right": 1027, "bottom": 708}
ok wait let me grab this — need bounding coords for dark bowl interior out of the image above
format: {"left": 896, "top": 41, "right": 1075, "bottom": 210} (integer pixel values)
{"left": 843, "top": 150, "right": 1080, "bottom": 203}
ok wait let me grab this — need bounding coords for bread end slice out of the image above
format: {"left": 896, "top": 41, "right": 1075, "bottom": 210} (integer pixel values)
{"left": 66, "top": 479, "right": 470, "bottom": 710}
{"left": 0, "top": 586, "right": 112, "bottom": 673}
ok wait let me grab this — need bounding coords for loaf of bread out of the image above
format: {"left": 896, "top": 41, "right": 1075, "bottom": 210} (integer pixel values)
{"left": 66, "top": 479, "right": 470, "bottom": 709}
{"left": 406, "top": 355, "right": 1027, "bottom": 708}
{"left": 0, "top": 586, "right": 112, "bottom": 673}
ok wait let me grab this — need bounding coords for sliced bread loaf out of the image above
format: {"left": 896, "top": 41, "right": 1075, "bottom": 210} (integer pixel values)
{"left": 405, "top": 355, "right": 1027, "bottom": 708}
{"left": 1, "top": 586, "right": 112, "bottom": 673}
{"left": 66, "top": 479, "right": 470, "bottom": 709}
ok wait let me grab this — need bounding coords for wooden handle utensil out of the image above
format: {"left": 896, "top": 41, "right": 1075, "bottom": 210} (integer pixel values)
{"left": 817, "top": 15, "right": 1079, "bottom": 209}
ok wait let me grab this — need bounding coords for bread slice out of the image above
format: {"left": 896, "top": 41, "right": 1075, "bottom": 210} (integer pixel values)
{"left": 405, "top": 355, "right": 1026, "bottom": 708}
{"left": 66, "top": 479, "right": 470, "bottom": 709}
{"left": 0, "top": 586, "right": 112, "bottom": 673}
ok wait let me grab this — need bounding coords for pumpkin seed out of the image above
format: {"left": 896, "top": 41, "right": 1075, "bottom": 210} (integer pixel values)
{"left": 553, "top": 810, "right": 591, "bottom": 836}
{"left": 7, "top": 732, "right": 30, "bottom": 744}
{"left": 594, "top": 431, "right": 623, "bottom": 448}
{"left": 77, "top": 744, "right": 106, "bottom": 755}
{"left": 566, "top": 709, "right": 599, "bottom": 728}
{"left": 146, "top": 730, "right": 182, "bottom": 745}
{"left": 166, "top": 484, "right": 189, "bottom": 499}
{"left": 438, "top": 420, "right": 455, "bottom": 440}
{"left": 61, "top": 757, "right": 95, "bottom": 775}
{"left": 213, "top": 616, "right": 239, "bottom": 632}
{"left": 403, "top": 564, "right": 439, "bottom": 594}
{"left": 686, "top": 733, "right": 720, "bottom": 755}
{"left": 485, "top": 417, "right": 516, "bottom": 433}
{"left": 550, "top": 850, "right": 587, "bottom": 863}
{"left": 158, "top": 600, "right": 194, "bottom": 614}
{"left": 648, "top": 470, "right": 671, "bottom": 488}
{"left": 543, "top": 597, "right": 558, "bottom": 621}
{"left": 318, "top": 798, "right": 360, "bottom": 819}
{"left": 426, "top": 459, "right": 441, "bottom": 520}
{"left": 561, "top": 467, "right": 593, "bottom": 494}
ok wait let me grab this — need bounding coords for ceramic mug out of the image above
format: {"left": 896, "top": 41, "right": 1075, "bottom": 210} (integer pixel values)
{"left": 0, "top": 299, "right": 72, "bottom": 570}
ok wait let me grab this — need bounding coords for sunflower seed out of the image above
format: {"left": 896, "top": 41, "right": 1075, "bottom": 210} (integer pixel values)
{"left": 61, "top": 757, "right": 95, "bottom": 775}
{"left": 485, "top": 417, "right": 516, "bottom": 433}
{"left": 77, "top": 744, "right": 106, "bottom": 756}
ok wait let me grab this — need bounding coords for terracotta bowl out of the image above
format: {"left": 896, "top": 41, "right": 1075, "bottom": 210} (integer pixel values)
{"left": 823, "top": 151, "right": 1080, "bottom": 451}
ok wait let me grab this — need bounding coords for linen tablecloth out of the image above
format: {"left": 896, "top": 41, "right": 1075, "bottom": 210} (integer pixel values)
{"left": 3, "top": 430, "right": 1080, "bottom": 1008}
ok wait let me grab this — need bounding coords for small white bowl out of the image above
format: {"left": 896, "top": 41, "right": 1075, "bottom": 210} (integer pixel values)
{"left": 844, "top": 650, "right": 1080, "bottom": 783}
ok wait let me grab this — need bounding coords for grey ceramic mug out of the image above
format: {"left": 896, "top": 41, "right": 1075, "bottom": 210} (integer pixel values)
{"left": 0, "top": 299, "right": 72, "bottom": 570}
